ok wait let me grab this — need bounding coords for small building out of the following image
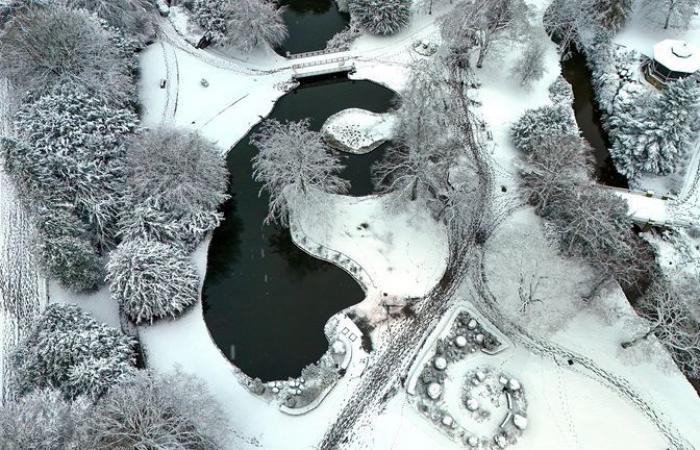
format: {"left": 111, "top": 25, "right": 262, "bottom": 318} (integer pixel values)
{"left": 645, "top": 39, "right": 700, "bottom": 87}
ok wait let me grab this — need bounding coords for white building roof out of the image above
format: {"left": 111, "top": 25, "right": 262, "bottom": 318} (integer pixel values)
{"left": 653, "top": 39, "right": 700, "bottom": 74}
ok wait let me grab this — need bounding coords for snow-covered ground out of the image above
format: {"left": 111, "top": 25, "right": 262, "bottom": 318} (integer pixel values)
{"left": 3, "top": 1, "right": 694, "bottom": 448}
{"left": 322, "top": 108, "right": 396, "bottom": 154}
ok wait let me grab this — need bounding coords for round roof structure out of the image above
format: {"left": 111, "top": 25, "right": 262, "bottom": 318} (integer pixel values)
{"left": 653, "top": 39, "right": 700, "bottom": 74}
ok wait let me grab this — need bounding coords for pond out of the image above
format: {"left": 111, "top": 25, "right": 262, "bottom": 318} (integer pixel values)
{"left": 202, "top": 75, "right": 397, "bottom": 382}
{"left": 561, "top": 49, "right": 629, "bottom": 189}
{"left": 277, "top": 0, "right": 350, "bottom": 55}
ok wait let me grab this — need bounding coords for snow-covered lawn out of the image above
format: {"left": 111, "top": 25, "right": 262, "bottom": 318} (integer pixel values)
{"left": 322, "top": 108, "right": 395, "bottom": 154}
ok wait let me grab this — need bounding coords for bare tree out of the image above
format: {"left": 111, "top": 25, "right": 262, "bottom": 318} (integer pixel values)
{"left": 622, "top": 275, "right": 700, "bottom": 378}
{"left": 83, "top": 370, "right": 229, "bottom": 450}
{"left": 539, "top": 183, "right": 654, "bottom": 298}
{"left": 250, "top": 119, "right": 350, "bottom": 226}
{"left": 544, "top": 0, "right": 605, "bottom": 53}
{"left": 639, "top": 0, "right": 700, "bottom": 30}
{"left": 442, "top": 0, "right": 530, "bottom": 68}
{"left": 0, "top": 6, "right": 132, "bottom": 102}
{"left": 511, "top": 36, "right": 547, "bottom": 89}
{"left": 519, "top": 133, "right": 593, "bottom": 212}
{"left": 373, "top": 61, "right": 459, "bottom": 209}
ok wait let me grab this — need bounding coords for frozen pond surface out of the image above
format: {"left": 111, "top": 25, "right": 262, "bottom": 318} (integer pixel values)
{"left": 202, "top": 75, "right": 396, "bottom": 381}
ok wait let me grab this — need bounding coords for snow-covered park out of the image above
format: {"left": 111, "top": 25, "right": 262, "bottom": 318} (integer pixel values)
{"left": 0, "top": 0, "right": 699, "bottom": 449}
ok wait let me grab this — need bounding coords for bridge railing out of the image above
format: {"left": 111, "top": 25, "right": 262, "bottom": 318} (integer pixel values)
{"left": 291, "top": 56, "right": 353, "bottom": 71}
{"left": 286, "top": 47, "right": 348, "bottom": 60}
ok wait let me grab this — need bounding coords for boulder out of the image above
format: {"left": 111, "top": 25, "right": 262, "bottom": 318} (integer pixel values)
{"left": 455, "top": 335, "right": 468, "bottom": 348}
{"left": 466, "top": 398, "right": 479, "bottom": 411}
{"left": 513, "top": 413, "right": 528, "bottom": 430}
{"left": 427, "top": 382, "right": 443, "bottom": 400}
{"left": 434, "top": 356, "right": 448, "bottom": 370}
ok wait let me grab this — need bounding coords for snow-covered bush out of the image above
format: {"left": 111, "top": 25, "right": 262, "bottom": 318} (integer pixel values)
{"left": 11, "top": 304, "right": 138, "bottom": 400}
{"left": 0, "top": 388, "right": 90, "bottom": 449}
{"left": 0, "top": 6, "right": 133, "bottom": 103}
{"left": 510, "top": 105, "right": 578, "bottom": 154}
{"left": 348, "top": 0, "right": 411, "bottom": 36}
{"left": 32, "top": 234, "right": 105, "bottom": 293}
{"left": 193, "top": 0, "right": 287, "bottom": 51}
{"left": 107, "top": 239, "right": 200, "bottom": 325}
{"left": 251, "top": 119, "right": 350, "bottom": 225}
{"left": 83, "top": 370, "right": 228, "bottom": 450}
{"left": 119, "top": 128, "right": 228, "bottom": 252}
{"left": 608, "top": 79, "right": 700, "bottom": 178}
{"left": 548, "top": 75, "right": 574, "bottom": 104}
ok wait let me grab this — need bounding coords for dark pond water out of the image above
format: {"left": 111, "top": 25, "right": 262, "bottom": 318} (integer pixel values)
{"left": 277, "top": 0, "right": 349, "bottom": 55}
{"left": 202, "top": 75, "right": 397, "bottom": 381}
{"left": 561, "top": 50, "right": 629, "bottom": 189}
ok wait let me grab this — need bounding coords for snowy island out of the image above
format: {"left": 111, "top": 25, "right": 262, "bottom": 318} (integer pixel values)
{"left": 0, "top": 0, "right": 699, "bottom": 450}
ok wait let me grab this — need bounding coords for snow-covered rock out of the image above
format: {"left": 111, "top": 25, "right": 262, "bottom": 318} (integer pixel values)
{"left": 455, "top": 335, "right": 467, "bottom": 347}
{"left": 434, "top": 356, "right": 447, "bottom": 370}
{"left": 466, "top": 398, "right": 479, "bottom": 411}
{"left": 321, "top": 108, "right": 395, "bottom": 154}
{"left": 508, "top": 378, "right": 521, "bottom": 391}
{"left": 442, "top": 414, "right": 453, "bottom": 427}
{"left": 467, "top": 436, "right": 479, "bottom": 447}
{"left": 427, "top": 382, "right": 443, "bottom": 399}
{"left": 467, "top": 319, "right": 477, "bottom": 330}
{"left": 513, "top": 413, "right": 528, "bottom": 430}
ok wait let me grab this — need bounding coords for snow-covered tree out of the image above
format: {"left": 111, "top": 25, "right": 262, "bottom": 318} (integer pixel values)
{"left": 61, "top": 0, "right": 156, "bottom": 40}
{"left": 511, "top": 36, "right": 547, "bottom": 89}
{"left": 6, "top": 82, "right": 138, "bottom": 251}
{"left": 510, "top": 105, "right": 578, "bottom": 154}
{"left": 639, "top": 0, "right": 700, "bottom": 30}
{"left": 348, "top": 0, "right": 411, "bottom": 36}
{"left": 442, "top": 0, "right": 530, "bottom": 68}
{"left": 519, "top": 133, "right": 593, "bottom": 212}
{"left": 591, "top": 0, "right": 633, "bottom": 32}
{"left": 83, "top": 370, "right": 228, "bottom": 450}
{"left": 0, "top": 389, "right": 90, "bottom": 450}
{"left": 622, "top": 275, "right": 700, "bottom": 378}
{"left": 250, "top": 119, "right": 350, "bottom": 225}
{"left": 193, "top": 0, "right": 288, "bottom": 51}
{"left": 119, "top": 128, "right": 229, "bottom": 252}
{"left": 11, "top": 304, "right": 138, "bottom": 400}
{"left": 107, "top": 239, "right": 200, "bottom": 325}
{"left": 608, "top": 79, "right": 700, "bottom": 178}
{"left": 0, "top": 6, "right": 133, "bottom": 103}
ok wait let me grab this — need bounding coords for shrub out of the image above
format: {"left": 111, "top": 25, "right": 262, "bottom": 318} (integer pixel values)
{"left": 32, "top": 234, "right": 105, "bottom": 293}
{"left": 349, "top": 0, "right": 411, "bottom": 36}
{"left": 11, "top": 304, "right": 138, "bottom": 400}
{"left": 510, "top": 105, "right": 578, "bottom": 154}
{"left": 107, "top": 239, "right": 200, "bottom": 325}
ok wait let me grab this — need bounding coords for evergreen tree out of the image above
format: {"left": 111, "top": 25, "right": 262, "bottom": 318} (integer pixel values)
{"left": 107, "top": 239, "right": 200, "bottom": 325}
{"left": 349, "top": 0, "right": 412, "bottom": 36}
{"left": 609, "top": 79, "right": 700, "bottom": 178}
{"left": 11, "top": 304, "right": 138, "bottom": 400}
{"left": 510, "top": 105, "right": 578, "bottom": 154}
{"left": 193, "top": 0, "right": 287, "bottom": 51}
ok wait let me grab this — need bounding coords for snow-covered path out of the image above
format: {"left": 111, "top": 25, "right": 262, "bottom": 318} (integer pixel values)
{"left": 0, "top": 79, "right": 48, "bottom": 403}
